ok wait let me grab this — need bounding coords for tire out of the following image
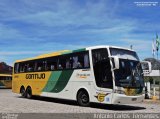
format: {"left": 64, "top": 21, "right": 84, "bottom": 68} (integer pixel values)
{"left": 26, "top": 87, "right": 32, "bottom": 99}
{"left": 20, "top": 87, "right": 26, "bottom": 98}
{"left": 77, "top": 90, "right": 90, "bottom": 107}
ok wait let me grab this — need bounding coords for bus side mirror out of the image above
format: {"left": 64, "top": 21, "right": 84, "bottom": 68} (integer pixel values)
{"left": 113, "top": 56, "right": 119, "bottom": 70}
{"left": 141, "top": 61, "right": 152, "bottom": 74}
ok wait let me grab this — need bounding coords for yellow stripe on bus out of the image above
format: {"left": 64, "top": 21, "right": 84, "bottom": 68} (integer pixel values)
{"left": 13, "top": 72, "right": 51, "bottom": 95}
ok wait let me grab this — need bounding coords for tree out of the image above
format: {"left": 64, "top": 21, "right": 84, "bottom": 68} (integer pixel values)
{"left": 144, "top": 58, "right": 160, "bottom": 70}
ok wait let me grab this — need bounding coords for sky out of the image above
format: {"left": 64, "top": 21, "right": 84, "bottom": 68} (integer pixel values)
{"left": 0, "top": 0, "right": 160, "bottom": 66}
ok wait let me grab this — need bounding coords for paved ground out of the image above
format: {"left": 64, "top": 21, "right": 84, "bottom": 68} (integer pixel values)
{"left": 0, "top": 89, "right": 160, "bottom": 113}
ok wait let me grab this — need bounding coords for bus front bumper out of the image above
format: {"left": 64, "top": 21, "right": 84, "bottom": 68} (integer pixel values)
{"left": 112, "top": 94, "right": 145, "bottom": 104}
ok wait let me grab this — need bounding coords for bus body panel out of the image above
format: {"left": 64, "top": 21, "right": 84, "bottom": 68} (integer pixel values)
{"left": 12, "top": 45, "right": 145, "bottom": 105}
{"left": 111, "top": 94, "right": 145, "bottom": 104}
{"left": 13, "top": 72, "right": 51, "bottom": 95}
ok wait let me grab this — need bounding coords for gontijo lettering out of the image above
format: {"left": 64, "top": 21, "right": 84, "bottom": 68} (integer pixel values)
{"left": 26, "top": 73, "right": 45, "bottom": 79}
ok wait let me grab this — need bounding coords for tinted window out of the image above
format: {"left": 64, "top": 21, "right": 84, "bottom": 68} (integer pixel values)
{"left": 14, "top": 63, "right": 19, "bottom": 73}
{"left": 14, "top": 51, "right": 90, "bottom": 73}
{"left": 46, "top": 57, "right": 58, "bottom": 71}
{"left": 110, "top": 48, "right": 139, "bottom": 60}
{"left": 35, "top": 60, "right": 47, "bottom": 71}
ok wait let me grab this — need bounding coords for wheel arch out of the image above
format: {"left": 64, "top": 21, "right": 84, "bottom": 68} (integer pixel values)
{"left": 26, "top": 85, "right": 31, "bottom": 89}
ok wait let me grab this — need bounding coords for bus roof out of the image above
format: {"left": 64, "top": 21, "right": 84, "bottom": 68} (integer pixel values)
{"left": 0, "top": 74, "right": 12, "bottom": 77}
{"left": 86, "top": 45, "right": 134, "bottom": 51}
{"left": 15, "top": 45, "right": 135, "bottom": 63}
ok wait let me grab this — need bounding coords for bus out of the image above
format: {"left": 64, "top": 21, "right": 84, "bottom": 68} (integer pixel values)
{"left": 0, "top": 74, "right": 12, "bottom": 88}
{"left": 12, "top": 46, "right": 145, "bottom": 106}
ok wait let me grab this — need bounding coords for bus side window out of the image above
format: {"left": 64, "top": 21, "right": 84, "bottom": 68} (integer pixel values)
{"left": 69, "top": 51, "right": 90, "bottom": 69}
{"left": 66, "top": 59, "right": 70, "bottom": 69}
{"left": 58, "top": 64, "right": 63, "bottom": 69}
{"left": 44, "top": 60, "right": 47, "bottom": 71}
{"left": 51, "top": 65, "right": 55, "bottom": 70}
{"left": 73, "top": 56, "right": 78, "bottom": 68}
{"left": 77, "top": 53, "right": 83, "bottom": 68}
{"left": 24, "top": 64, "right": 28, "bottom": 72}
{"left": 84, "top": 53, "right": 89, "bottom": 68}
{"left": 36, "top": 61, "right": 43, "bottom": 71}
{"left": 14, "top": 63, "right": 19, "bottom": 73}
{"left": 35, "top": 59, "right": 47, "bottom": 71}
{"left": 77, "top": 62, "right": 82, "bottom": 68}
{"left": 26, "top": 62, "right": 35, "bottom": 72}
{"left": 46, "top": 57, "right": 57, "bottom": 71}
{"left": 58, "top": 56, "right": 66, "bottom": 70}
{"left": 19, "top": 63, "right": 25, "bottom": 73}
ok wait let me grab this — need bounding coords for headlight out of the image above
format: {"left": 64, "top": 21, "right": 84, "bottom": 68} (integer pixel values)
{"left": 114, "top": 90, "right": 125, "bottom": 94}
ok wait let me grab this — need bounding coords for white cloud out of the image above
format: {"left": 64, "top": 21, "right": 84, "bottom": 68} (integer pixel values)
{"left": 0, "top": 0, "right": 159, "bottom": 64}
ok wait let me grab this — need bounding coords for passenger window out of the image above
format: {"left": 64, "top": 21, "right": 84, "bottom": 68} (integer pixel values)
{"left": 35, "top": 60, "right": 46, "bottom": 71}
{"left": 70, "top": 51, "right": 90, "bottom": 69}
{"left": 46, "top": 57, "right": 57, "bottom": 71}
{"left": 36, "top": 61, "right": 42, "bottom": 71}
{"left": 58, "top": 64, "right": 63, "bottom": 69}
{"left": 73, "top": 56, "right": 78, "bottom": 68}
{"left": 66, "top": 56, "right": 73, "bottom": 69}
{"left": 15, "top": 51, "right": 90, "bottom": 73}
{"left": 66, "top": 59, "right": 70, "bottom": 69}
{"left": 14, "top": 63, "right": 19, "bottom": 73}
{"left": 77, "top": 54, "right": 83, "bottom": 68}
{"left": 19, "top": 63, "right": 25, "bottom": 73}
{"left": 84, "top": 53, "right": 89, "bottom": 68}
{"left": 58, "top": 56, "right": 65, "bottom": 70}
{"left": 27, "top": 62, "right": 34, "bottom": 72}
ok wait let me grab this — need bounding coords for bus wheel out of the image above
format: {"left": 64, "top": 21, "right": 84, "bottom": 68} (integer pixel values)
{"left": 26, "top": 87, "right": 32, "bottom": 99}
{"left": 20, "top": 86, "right": 26, "bottom": 98}
{"left": 77, "top": 90, "right": 90, "bottom": 107}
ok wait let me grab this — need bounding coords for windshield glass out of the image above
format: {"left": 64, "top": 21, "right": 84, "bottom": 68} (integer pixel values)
{"left": 110, "top": 48, "right": 139, "bottom": 60}
{"left": 113, "top": 59, "right": 144, "bottom": 88}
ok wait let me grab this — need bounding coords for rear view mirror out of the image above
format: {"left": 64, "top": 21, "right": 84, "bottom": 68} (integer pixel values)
{"left": 141, "top": 61, "right": 152, "bottom": 74}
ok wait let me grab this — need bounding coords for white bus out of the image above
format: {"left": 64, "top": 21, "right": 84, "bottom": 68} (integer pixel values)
{"left": 13, "top": 46, "right": 145, "bottom": 106}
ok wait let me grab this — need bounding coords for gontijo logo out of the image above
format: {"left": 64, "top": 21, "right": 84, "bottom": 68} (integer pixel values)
{"left": 95, "top": 93, "right": 109, "bottom": 102}
{"left": 26, "top": 73, "right": 45, "bottom": 79}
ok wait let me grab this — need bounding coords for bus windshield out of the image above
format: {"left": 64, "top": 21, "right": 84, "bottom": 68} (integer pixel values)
{"left": 113, "top": 59, "right": 144, "bottom": 88}
{"left": 110, "top": 48, "right": 139, "bottom": 60}
{"left": 110, "top": 48, "right": 144, "bottom": 88}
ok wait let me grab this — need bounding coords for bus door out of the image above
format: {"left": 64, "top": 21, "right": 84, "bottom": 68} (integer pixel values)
{"left": 92, "top": 48, "right": 113, "bottom": 103}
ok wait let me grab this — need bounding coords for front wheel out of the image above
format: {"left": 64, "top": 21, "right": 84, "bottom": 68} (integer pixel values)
{"left": 77, "top": 90, "right": 90, "bottom": 107}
